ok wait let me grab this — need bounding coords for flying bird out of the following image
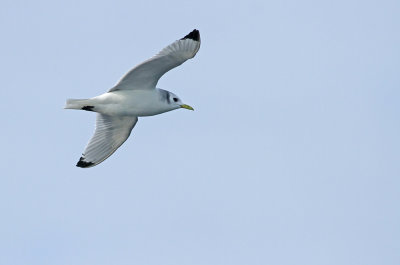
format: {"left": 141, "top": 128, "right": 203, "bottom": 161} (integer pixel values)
{"left": 65, "top": 29, "right": 200, "bottom": 168}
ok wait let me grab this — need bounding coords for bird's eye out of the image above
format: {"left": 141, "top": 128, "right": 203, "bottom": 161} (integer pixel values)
{"left": 173, "top": 98, "right": 178, "bottom": 102}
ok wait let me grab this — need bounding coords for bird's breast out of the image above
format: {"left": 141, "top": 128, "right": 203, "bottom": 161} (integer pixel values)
{"left": 98, "top": 90, "right": 174, "bottom": 117}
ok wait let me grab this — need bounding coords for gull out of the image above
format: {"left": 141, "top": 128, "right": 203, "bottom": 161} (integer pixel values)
{"left": 65, "top": 29, "right": 200, "bottom": 168}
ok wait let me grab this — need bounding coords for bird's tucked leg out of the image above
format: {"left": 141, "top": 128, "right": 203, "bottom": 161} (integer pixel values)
{"left": 82, "top": 106, "right": 95, "bottom": 111}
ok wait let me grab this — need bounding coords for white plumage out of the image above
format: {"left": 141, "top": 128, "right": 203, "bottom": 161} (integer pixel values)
{"left": 65, "top": 29, "right": 200, "bottom": 168}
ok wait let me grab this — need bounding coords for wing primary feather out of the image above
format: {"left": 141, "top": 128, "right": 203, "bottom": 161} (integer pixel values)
{"left": 109, "top": 29, "right": 201, "bottom": 92}
{"left": 76, "top": 157, "right": 94, "bottom": 168}
{"left": 76, "top": 114, "right": 138, "bottom": 168}
{"left": 181, "top": 29, "right": 200, "bottom": 41}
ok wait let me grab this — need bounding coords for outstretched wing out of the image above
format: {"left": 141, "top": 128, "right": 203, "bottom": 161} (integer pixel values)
{"left": 109, "top": 29, "right": 201, "bottom": 92}
{"left": 76, "top": 114, "right": 138, "bottom": 168}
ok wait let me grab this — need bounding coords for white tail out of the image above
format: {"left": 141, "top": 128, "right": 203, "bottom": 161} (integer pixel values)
{"left": 65, "top": 99, "right": 90, "bottom": 110}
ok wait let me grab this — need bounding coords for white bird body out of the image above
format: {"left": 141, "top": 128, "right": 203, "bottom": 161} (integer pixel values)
{"left": 65, "top": 29, "right": 200, "bottom": 168}
{"left": 65, "top": 89, "right": 180, "bottom": 117}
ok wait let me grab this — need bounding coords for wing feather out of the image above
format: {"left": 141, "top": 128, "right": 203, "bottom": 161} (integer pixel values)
{"left": 109, "top": 29, "right": 200, "bottom": 91}
{"left": 76, "top": 114, "right": 138, "bottom": 168}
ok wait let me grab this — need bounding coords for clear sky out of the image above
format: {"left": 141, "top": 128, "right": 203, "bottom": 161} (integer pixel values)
{"left": 1, "top": 0, "right": 399, "bottom": 264}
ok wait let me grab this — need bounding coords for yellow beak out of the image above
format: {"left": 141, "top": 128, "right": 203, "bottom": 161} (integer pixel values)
{"left": 180, "top": 104, "right": 194, "bottom": 111}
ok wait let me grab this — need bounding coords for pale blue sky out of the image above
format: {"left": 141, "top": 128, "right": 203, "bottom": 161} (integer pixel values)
{"left": 1, "top": 0, "right": 399, "bottom": 264}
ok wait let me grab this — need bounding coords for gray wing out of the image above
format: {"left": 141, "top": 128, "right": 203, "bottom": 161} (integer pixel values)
{"left": 76, "top": 114, "right": 138, "bottom": 168}
{"left": 109, "top": 29, "right": 201, "bottom": 92}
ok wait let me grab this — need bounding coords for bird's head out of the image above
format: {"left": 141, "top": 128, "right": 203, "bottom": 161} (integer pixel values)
{"left": 162, "top": 90, "right": 194, "bottom": 111}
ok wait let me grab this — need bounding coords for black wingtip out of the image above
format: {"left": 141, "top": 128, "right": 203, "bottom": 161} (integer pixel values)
{"left": 76, "top": 156, "right": 94, "bottom": 168}
{"left": 181, "top": 29, "right": 200, "bottom": 41}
